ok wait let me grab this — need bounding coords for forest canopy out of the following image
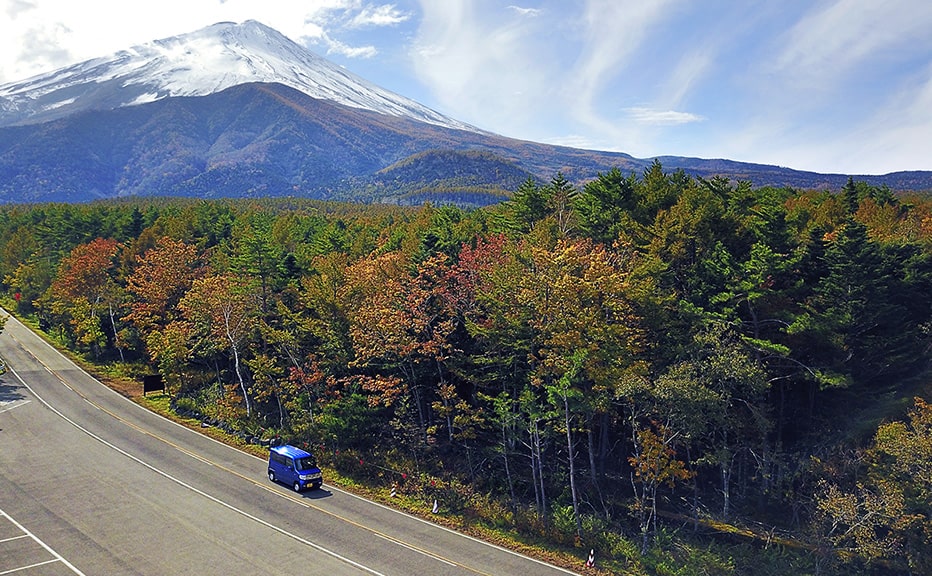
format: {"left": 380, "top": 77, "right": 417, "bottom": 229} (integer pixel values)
{"left": 1, "top": 165, "right": 930, "bottom": 574}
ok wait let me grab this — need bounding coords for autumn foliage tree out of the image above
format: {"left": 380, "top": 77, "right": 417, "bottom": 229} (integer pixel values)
{"left": 629, "top": 421, "right": 694, "bottom": 552}
{"left": 124, "top": 236, "right": 201, "bottom": 363}
{"left": 40, "top": 237, "right": 122, "bottom": 356}
{"left": 179, "top": 273, "right": 258, "bottom": 416}
{"left": 816, "top": 398, "right": 932, "bottom": 571}
{"left": 1, "top": 175, "right": 930, "bottom": 573}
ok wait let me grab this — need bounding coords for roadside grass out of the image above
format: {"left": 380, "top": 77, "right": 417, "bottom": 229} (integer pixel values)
{"left": 127, "top": 386, "right": 830, "bottom": 575}
{"left": 132, "top": 389, "right": 610, "bottom": 574}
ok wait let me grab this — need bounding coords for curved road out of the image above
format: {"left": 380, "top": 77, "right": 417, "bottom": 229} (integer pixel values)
{"left": 0, "top": 312, "right": 579, "bottom": 576}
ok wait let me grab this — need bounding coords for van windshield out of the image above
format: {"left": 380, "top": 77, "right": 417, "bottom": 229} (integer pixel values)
{"left": 295, "top": 456, "right": 317, "bottom": 471}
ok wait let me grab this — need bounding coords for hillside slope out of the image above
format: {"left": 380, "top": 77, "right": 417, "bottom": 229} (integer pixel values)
{"left": 2, "top": 82, "right": 931, "bottom": 204}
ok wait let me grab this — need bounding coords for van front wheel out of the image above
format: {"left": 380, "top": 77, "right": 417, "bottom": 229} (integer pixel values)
{"left": 293, "top": 481, "right": 302, "bottom": 493}
{"left": 268, "top": 471, "right": 275, "bottom": 482}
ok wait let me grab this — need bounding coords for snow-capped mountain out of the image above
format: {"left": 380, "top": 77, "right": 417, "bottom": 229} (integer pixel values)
{"left": 3, "top": 20, "right": 930, "bottom": 205}
{"left": 0, "top": 20, "right": 477, "bottom": 132}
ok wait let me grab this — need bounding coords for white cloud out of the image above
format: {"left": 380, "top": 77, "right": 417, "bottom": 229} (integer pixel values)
{"left": 348, "top": 4, "right": 410, "bottom": 28}
{"left": 5, "top": 0, "right": 36, "bottom": 18}
{"left": 3, "top": 0, "right": 931, "bottom": 174}
{"left": 711, "top": 62, "right": 932, "bottom": 175}
{"left": 0, "top": 0, "right": 382, "bottom": 83}
{"left": 835, "top": 64, "right": 932, "bottom": 174}
{"left": 717, "top": 0, "right": 932, "bottom": 173}
{"left": 570, "top": 0, "right": 683, "bottom": 125}
{"left": 323, "top": 36, "right": 378, "bottom": 58}
{"left": 506, "top": 5, "right": 540, "bottom": 17}
{"left": 773, "top": 0, "right": 932, "bottom": 92}
{"left": 661, "top": 44, "right": 715, "bottom": 111}
{"left": 625, "top": 107, "right": 704, "bottom": 126}
{"left": 410, "top": 0, "right": 555, "bottom": 132}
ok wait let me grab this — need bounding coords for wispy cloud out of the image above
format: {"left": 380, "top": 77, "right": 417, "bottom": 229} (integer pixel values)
{"left": 571, "top": 0, "right": 683, "bottom": 124}
{"left": 836, "top": 63, "right": 932, "bottom": 174}
{"left": 715, "top": 0, "right": 932, "bottom": 173}
{"left": 773, "top": 0, "right": 932, "bottom": 88}
{"left": 322, "top": 36, "right": 378, "bottom": 58}
{"left": 661, "top": 43, "right": 715, "bottom": 111}
{"left": 6, "top": 0, "right": 37, "bottom": 19}
{"left": 506, "top": 5, "right": 540, "bottom": 17}
{"left": 625, "top": 107, "right": 704, "bottom": 126}
{"left": 4, "top": 0, "right": 932, "bottom": 174}
{"left": 347, "top": 4, "right": 410, "bottom": 28}
{"left": 410, "top": 0, "right": 554, "bottom": 132}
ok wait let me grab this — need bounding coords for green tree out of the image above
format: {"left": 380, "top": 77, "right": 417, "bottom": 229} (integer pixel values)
{"left": 229, "top": 211, "right": 284, "bottom": 315}
{"left": 637, "top": 159, "right": 681, "bottom": 222}
{"left": 802, "top": 220, "right": 917, "bottom": 382}
{"left": 654, "top": 324, "right": 769, "bottom": 519}
{"left": 574, "top": 167, "right": 639, "bottom": 244}
{"left": 546, "top": 172, "right": 577, "bottom": 237}
{"left": 6, "top": 259, "right": 55, "bottom": 316}
{"left": 505, "top": 177, "right": 550, "bottom": 233}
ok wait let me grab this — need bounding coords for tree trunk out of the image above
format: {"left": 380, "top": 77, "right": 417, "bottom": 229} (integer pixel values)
{"left": 564, "top": 396, "right": 581, "bottom": 539}
{"left": 229, "top": 340, "right": 250, "bottom": 416}
{"left": 588, "top": 422, "right": 599, "bottom": 488}
{"left": 277, "top": 392, "right": 285, "bottom": 429}
{"left": 222, "top": 306, "right": 250, "bottom": 416}
{"left": 529, "top": 436, "right": 542, "bottom": 515}
{"left": 722, "top": 459, "right": 733, "bottom": 519}
{"left": 108, "top": 302, "right": 124, "bottom": 362}
{"left": 502, "top": 422, "right": 516, "bottom": 509}
{"left": 532, "top": 420, "right": 547, "bottom": 517}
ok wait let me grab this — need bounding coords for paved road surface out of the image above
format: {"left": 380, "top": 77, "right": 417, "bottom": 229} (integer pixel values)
{"left": 0, "top": 311, "right": 579, "bottom": 575}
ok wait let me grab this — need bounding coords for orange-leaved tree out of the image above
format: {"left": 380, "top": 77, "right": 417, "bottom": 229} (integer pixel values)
{"left": 342, "top": 251, "right": 461, "bottom": 445}
{"left": 629, "top": 421, "right": 694, "bottom": 553}
{"left": 124, "top": 236, "right": 201, "bottom": 362}
{"left": 40, "top": 237, "right": 122, "bottom": 357}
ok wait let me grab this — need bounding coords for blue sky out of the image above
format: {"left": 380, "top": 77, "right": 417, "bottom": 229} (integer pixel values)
{"left": 2, "top": 0, "right": 931, "bottom": 175}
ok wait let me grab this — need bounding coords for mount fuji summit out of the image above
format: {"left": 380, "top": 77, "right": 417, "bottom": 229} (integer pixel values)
{"left": 0, "top": 20, "right": 475, "bottom": 132}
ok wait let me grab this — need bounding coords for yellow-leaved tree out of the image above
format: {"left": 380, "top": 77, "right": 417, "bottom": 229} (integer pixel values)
{"left": 816, "top": 397, "right": 932, "bottom": 572}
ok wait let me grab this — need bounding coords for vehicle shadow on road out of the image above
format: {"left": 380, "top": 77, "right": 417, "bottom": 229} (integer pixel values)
{"left": 0, "top": 380, "right": 27, "bottom": 403}
{"left": 300, "top": 488, "right": 333, "bottom": 500}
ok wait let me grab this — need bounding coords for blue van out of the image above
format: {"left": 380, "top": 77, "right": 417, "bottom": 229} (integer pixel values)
{"left": 268, "top": 444, "right": 323, "bottom": 492}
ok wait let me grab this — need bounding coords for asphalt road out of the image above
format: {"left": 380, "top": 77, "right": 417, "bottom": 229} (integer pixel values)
{"left": 0, "top": 311, "right": 579, "bottom": 576}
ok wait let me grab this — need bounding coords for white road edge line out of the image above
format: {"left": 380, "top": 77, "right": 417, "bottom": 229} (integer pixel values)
{"left": 0, "top": 509, "right": 85, "bottom": 576}
{"left": 4, "top": 318, "right": 457, "bottom": 570}
{"left": 4, "top": 363, "right": 386, "bottom": 576}
{"left": 2, "top": 310, "right": 580, "bottom": 576}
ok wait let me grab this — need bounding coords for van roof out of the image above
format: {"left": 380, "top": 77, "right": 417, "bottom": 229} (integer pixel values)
{"left": 270, "top": 444, "right": 313, "bottom": 459}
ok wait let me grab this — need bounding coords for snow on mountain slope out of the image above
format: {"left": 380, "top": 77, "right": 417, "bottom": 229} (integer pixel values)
{"left": 0, "top": 20, "right": 478, "bottom": 132}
